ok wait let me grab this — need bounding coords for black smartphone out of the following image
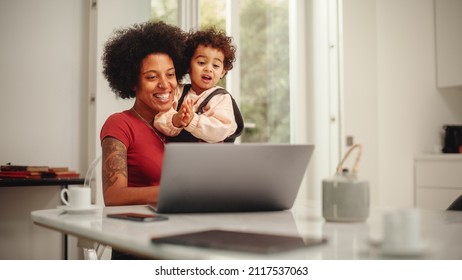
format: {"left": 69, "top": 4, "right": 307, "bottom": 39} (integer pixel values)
{"left": 107, "top": 212, "right": 168, "bottom": 222}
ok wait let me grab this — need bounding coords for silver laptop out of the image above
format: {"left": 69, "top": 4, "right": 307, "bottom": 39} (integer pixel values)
{"left": 155, "top": 143, "right": 314, "bottom": 213}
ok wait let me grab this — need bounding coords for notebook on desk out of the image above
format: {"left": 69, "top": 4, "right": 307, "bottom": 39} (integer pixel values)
{"left": 154, "top": 143, "right": 314, "bottom": 213}
{"left": 151, "top": 229, "right": 327, "bottom": 254}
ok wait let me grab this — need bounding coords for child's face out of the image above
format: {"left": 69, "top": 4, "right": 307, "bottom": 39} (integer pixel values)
{"left": 189, "top": 44, "right": 226, "bottom": 94}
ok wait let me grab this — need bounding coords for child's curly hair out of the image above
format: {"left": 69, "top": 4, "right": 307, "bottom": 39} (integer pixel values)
{"left": 102, "top": 21, "right": 187, "bottom": 99}
{"left": 185, "top": 27, "right": 236, "bottom": 74}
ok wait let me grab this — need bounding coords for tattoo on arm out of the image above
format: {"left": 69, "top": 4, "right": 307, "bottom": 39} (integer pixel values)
{"left": 102, "top": 137, "right": 127, "bottom": 192}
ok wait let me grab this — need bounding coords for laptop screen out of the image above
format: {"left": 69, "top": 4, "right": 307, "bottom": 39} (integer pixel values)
{"left": 156, "top": 143, "right": 314, "bottom": 213}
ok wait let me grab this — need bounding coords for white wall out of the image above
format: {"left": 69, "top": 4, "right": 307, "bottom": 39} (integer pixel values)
{"left": 294, "top": 0, "right": 336, "bottom": 211}
{"left": 342, "top": 0, "right": 379, "bottom": 206}
{"left": 0, "top": 0, "right": 89, "bottom": 171}
{"left": 0, "top": 0, "right": 89, "bottom": 259}
{"left": 343, "top": 0, "right": 462, "bottom": 208}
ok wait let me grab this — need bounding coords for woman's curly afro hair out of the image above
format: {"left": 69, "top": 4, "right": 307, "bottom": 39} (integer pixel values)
{"left": 102, "top": 21, "right": 187, "bottom": 99}
{"left": 185, "top": 27, "right": 236, "bottom": 74}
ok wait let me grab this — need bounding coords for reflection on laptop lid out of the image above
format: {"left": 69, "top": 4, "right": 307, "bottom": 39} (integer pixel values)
{"left": 155, "top": 143, "right": 314, "bottom": 213}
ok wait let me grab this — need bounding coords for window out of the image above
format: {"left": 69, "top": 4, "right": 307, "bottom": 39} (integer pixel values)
{"left": 150, "top": 0, "right": 177, "bottom": 25}
{"left": 237, "top": 0, "right": 290, "bottom": 143}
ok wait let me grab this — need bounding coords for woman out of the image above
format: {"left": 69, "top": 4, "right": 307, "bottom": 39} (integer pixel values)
{"left": 100, "top": 21, "right": 187, "bottom": 206}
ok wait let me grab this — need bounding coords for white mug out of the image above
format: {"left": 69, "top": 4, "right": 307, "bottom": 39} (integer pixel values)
{"left": 60, "top": 187, "right": 91, "bottom": 208}
{"left": 382, "top": 209, "right": 422, "bottom": 252}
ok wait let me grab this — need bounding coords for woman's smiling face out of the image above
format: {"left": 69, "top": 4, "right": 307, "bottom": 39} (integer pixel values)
{"left": 135, "top": 53, "right": 178, "bottom": 114}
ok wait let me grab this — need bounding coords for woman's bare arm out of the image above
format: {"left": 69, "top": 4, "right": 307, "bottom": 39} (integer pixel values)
{"left": 101, "top": 137, "right": 159, "bottom": 206}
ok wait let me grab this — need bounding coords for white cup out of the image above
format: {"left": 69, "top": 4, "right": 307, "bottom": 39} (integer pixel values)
{"left": 60, "top": 187, "right": 91, "bottom": 209}
{"left": 382, "top": 209, "right": 422, "bottom": 252}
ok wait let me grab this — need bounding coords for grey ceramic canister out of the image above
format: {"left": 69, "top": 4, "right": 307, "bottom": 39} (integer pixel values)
{"left": 322, "top": 143, "right": 369, "bottom": 222}
{"left": 322, "top": 173, "right": 370, "bottom": 222}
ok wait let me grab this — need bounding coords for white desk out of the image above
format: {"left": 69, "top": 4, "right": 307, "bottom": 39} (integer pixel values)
{"left": 30, "top": 202, "right": 462, "bottom": 259}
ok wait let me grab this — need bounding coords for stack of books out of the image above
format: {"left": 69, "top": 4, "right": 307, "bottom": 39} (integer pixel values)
{"left": 0, "top": 165, "right": 80, "bottom": 179}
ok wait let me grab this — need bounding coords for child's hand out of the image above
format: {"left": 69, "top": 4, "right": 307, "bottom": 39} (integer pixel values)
{"left": 172, "top": 99, "right": 194, "bottom": 128}
{"left": 181, "top": 99, "right": 194, "bottom": 125}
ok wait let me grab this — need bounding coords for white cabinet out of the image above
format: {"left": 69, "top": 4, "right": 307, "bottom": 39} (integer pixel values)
{"left": 414, "top": 154, "right": 462, "bottom": 210}
{"left": 435, "top": 0, "right": 462, "bottom": 88}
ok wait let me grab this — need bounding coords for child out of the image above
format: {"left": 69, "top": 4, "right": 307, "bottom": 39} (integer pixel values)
{"left": 154, "top": 27, "right": 243, "bottom": 143}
